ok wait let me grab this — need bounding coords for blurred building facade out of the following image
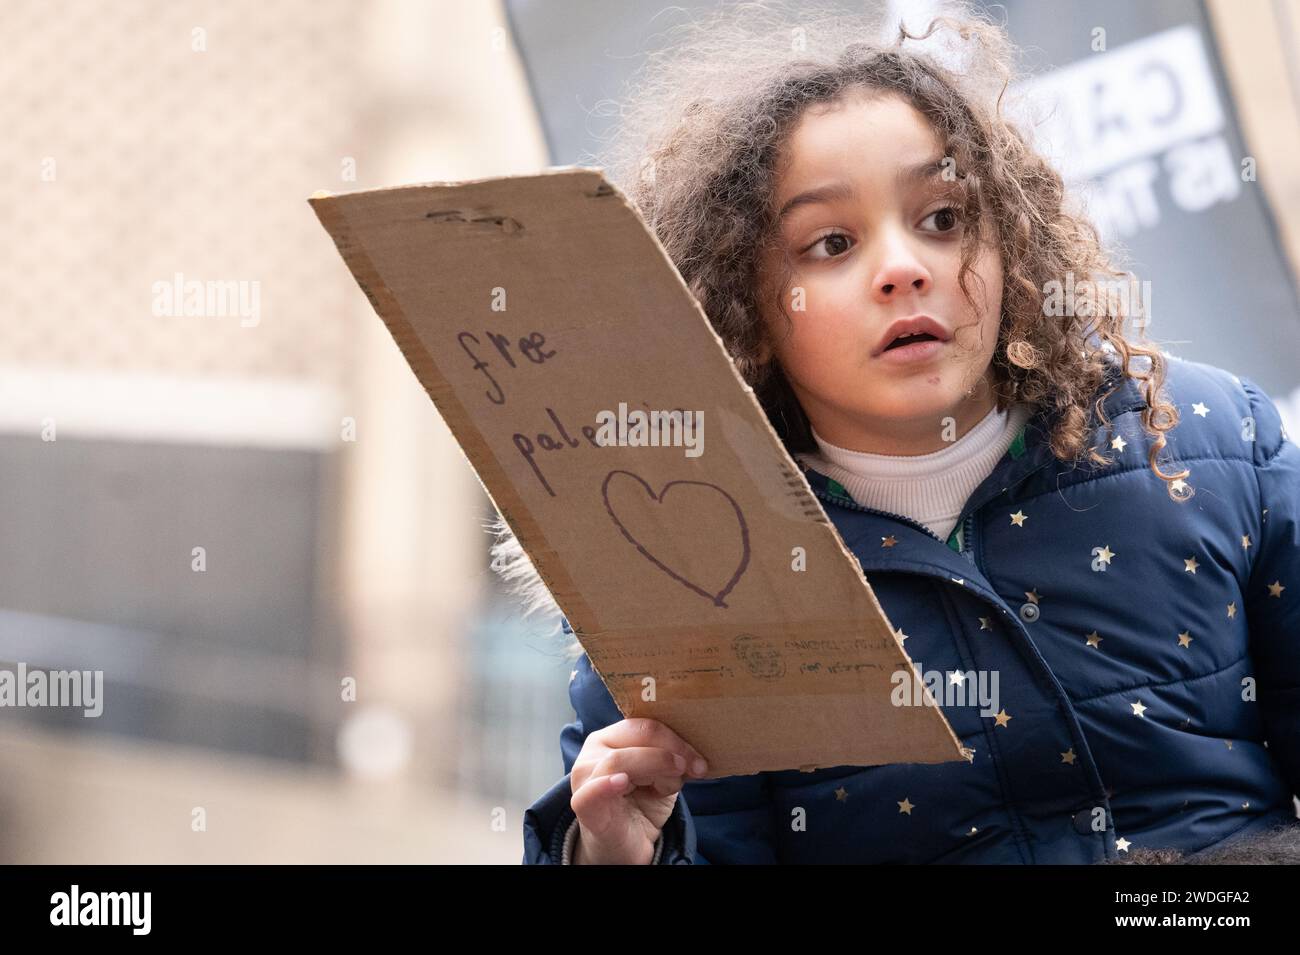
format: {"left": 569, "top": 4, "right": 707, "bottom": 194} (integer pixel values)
{"left": 0, "top": 0, "right": 571, "bottom": 864}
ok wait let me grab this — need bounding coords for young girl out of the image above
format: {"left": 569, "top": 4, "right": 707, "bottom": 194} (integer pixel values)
{"left": 504, "top": 5, "right": 1300, "bottom": 864}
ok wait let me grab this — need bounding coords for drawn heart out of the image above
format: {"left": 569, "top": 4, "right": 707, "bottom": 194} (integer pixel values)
{"left": 601, "top": 469, "right": 750, "bottom": 607}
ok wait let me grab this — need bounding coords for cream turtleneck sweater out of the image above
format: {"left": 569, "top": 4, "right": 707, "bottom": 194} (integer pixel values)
{"left": 796, "top": 402, "right": 1034, "bottom": 542}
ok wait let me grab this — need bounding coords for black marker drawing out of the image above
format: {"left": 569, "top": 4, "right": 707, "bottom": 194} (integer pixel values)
{"left": 601, "top": 469, "right": 750, "bottom": 607}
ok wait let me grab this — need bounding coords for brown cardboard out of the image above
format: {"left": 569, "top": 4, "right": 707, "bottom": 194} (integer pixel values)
{"left": 309, "top": 167, "right": 964, "bottom": 777}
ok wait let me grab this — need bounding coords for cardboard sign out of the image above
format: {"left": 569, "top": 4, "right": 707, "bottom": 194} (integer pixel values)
{"left": 309, "top": 167, "right": 962, "bottom": 777}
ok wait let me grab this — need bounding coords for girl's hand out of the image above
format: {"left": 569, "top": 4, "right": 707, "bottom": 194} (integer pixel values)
{"left": 569, "top": 717, "right": 709, "bottom": 865}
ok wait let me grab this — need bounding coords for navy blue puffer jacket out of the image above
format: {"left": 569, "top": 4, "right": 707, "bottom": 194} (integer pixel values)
{"left": 522, "top": 355, "right": 1300, "bottom": 863}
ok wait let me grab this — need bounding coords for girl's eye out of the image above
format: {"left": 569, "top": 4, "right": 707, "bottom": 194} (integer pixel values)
{"left": 800, "top": 209, "right": 960, "bottom": 259}
{"left": 919, "top": 206, "right": 961, "bottom": 233}
{"left": 804, "top": 231, "right": 853, "bottom": 259}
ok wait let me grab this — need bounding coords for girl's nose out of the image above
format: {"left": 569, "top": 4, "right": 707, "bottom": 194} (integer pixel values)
{"left": 871, "top": 238, "right": 932, "bottom": 303}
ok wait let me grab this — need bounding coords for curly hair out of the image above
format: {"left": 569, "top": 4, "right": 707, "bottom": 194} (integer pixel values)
{"left": 590, "top": 0, "right": 1190, "bottom": 498}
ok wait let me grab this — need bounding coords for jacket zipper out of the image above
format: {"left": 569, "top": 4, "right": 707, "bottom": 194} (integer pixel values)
{"left": 959, "top": 511, "right": 976, "bottom": 563}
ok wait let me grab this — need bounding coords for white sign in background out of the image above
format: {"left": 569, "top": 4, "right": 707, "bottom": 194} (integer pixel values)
{"left": 1013, "top": 25, "right": 1242, "bottom": 240}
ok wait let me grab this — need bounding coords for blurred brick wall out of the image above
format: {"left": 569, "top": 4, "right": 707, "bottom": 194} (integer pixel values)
{"left": 0, "top": 0, "right": 361, "bottom": 381}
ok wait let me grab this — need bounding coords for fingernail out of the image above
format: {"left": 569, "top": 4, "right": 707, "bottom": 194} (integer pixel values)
{"left": 673, "top": 754, "right": 686, "bottom": 771}
{"left": 692, "top": 758, "right": 708, "bottom": 775}
{"left": 610, "top": 772, "right": 628, "bottom": 788}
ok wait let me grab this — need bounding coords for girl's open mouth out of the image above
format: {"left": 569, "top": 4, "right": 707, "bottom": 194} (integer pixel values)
{"left": 875, "top": 332, "right": 947, "bottom": 365}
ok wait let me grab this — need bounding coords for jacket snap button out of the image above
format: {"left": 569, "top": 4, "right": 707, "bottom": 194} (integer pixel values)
{"left": 1019, "top": 602, "right": 1039, "bottom": 623}
{"left": 1072, "top": 807, "right": 1107, "bottom": 834}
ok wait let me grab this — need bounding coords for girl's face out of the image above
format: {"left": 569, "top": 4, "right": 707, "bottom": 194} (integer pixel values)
{"left": 758, "top": 90, "right": 1004, "bottom": 455}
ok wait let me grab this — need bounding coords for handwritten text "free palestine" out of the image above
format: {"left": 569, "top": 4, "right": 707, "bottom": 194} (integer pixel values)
{"left": 513, "top": 403, "right": 704, "bottom": 496}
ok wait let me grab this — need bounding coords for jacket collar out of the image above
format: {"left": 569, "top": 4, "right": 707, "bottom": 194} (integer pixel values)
{"left": 986, "top": 355, "right": 1148, "bottom": 503}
